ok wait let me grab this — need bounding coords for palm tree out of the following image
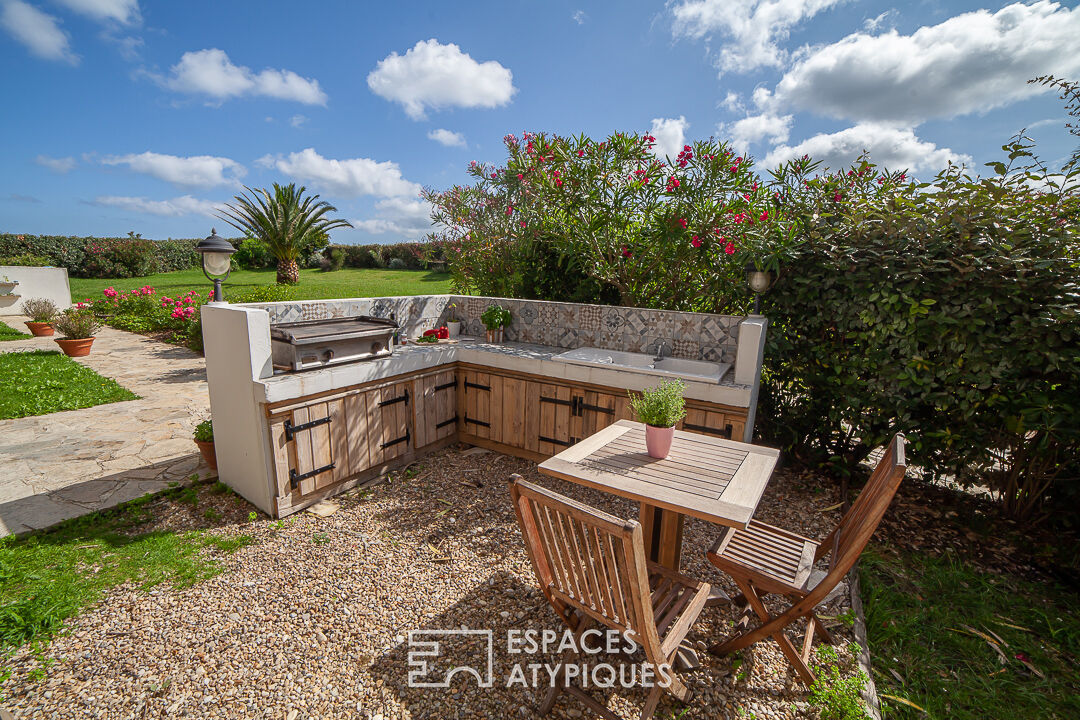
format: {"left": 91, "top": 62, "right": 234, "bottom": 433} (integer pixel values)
{"left": 218, "top": 183, "right": 352, "bottom": 284}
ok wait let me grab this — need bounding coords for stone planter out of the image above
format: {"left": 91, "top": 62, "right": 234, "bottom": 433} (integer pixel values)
{"left": 446, "top": 321, "right": 462, "bottom": 338}
{"left": 194, "top": 439, "right": 218, "bottom": 471}
{"left": 25, "top": 321, "right": 54, "bottom": 336}
{"left": 645, "top": 424, "right": 675, "bottom": 459}
{"left": 55, "top": 337, "right": 95, "bottom": 357}
{"left": 485, "top": 328, "right": 505, "bottom": 343}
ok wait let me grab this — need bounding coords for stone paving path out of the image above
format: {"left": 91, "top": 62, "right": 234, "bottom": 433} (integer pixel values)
{"left": 0, "top": 316, "right": 214, "bottom": 536}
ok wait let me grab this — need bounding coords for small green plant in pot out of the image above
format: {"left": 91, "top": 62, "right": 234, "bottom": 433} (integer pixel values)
{"left": 52, "top": 307, "right": 100, "bottom": 357}
{"left": 22, "top": 297, "right": 58, "bottom": 336}
{"left": 480, "top": 304, "right": 512, "bottom": 343}
{"left": 193, "top": 419, "right": 217, "bottom": 471}
{"left": 628, "top": 379, "right": 687, "bottom": 459}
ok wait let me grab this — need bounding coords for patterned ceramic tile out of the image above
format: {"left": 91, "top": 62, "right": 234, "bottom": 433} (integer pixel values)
{"left": 619, "top": 333, "right": 646, "bottom": 353}
{"left": 621, "top": 309, "right": 650, "bottom": 335}
{"left": 673, "top": 338, "right": 698, "bottom": 359}
{"left": 537, "top": 304, "right": 559, "bottom": 327}
{"left": 602, "top": 307, "right": 627, "bottom": 331}
{"left": 641, "top": 310, "right": 676, "bottom": 337}
{"left": 300, "top": 304, "right": 328, "bottom": 321}
{"left": 519, "top": 303, "right": 539, "bottom": 325}
{"left": 465, "top": 297, "right": 485, "bottom": 319}
{"left": 577, "top": 305, "right": 603, "bottom": 332}
{"left": 700, "top": 346, "right": 725, "bottom": 363}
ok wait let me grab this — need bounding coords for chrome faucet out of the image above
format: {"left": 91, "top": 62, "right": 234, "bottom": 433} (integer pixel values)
{"left": 654, "top": 341, "right": 671, "bottom": 362}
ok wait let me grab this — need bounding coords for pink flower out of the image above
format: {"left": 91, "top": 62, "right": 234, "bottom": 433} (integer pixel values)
{"left": 520, "top": 221, "right": 526, "bottom": 228}
{"left": 760, "top": 210, "right": 769, "bottom": 222}
{"left": 690, "top": 236, "right": 701, "bottom": 248}
{"left": 517, "top": 173, "right": 523, "bottom": 180}
{"left": 576, "top": 150, "right": 584, "bottom": 157}
{"left": 506, "top": 206, "right": 513, "bottom": 215}
{"left": 103, "top": 287, "right": 118, "bottom": 298}
{"left": 621, "top": 246, "right": 632, "bottom": 258}
{"left": 724, "top": 242, "right": 735, "bottom": 255}
{"left": 676, "top": 218, "right": 687, "bottom": 229}
{"left": 834, "top": 192, "right": 842, "bottom": 202}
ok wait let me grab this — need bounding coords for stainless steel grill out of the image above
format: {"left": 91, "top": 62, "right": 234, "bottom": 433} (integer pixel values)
{"left": 270, "top": 316, "right": 398, "bottom": 372}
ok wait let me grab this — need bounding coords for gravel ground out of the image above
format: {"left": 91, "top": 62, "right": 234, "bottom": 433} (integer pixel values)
{"left": 2, "top": 447, "right": 860, "bottom": 720}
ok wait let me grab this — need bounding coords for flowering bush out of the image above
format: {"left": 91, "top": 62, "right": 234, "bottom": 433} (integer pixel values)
{"left": 0, "top": 233, "right": 201, "bottom": 277}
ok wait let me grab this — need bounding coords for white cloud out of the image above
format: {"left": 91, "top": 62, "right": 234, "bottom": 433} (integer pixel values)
{"left": 290, "top": 114, "right": 308, "bottom": 128}
{"left": 160, "top": 48, "right": 327, "bottom": 105}
{"left": 572, "top": 10, "right": 587, "bottom": 24}
{"left": 649, "top": 116, "right": 689, "bottom": 159}
{"left": 1, "top": 0, "right": 77, "bottom": 64}
{"left": 352, "top": 197, "right": 433, "bottom": 238}
{"left": 721, "top": 91, "right": 744, "bottom": 113}
{"left": 725, "top": 113, "right": 793, "bottom": 153}
{"left": 54, "top": 0, "right": 140, "bottom": 25}
{"left": 36, "top": 154, "right": 76, "bottom": 173}
{"left": 100, "top": 151, "right": 245, "bottom": 188}
{"left": 427, "top": 128, "right": 466, "bottom": 147}
{"left": 862, "top": 9, "right": 897, "bottom": 33}
{"left": 773, "top": 1, "right": 1080, "bottom": 125}
{"left": 367, "top": 39, "right": 515, "bottom": 120}
{"left": 763, "top": 123, "right": 971, "bottom": 174}
{"left": 669, "top": 0, "right": 846, "bottom": 74}
{"left": 269, "top": 148, "right": 421, "bottom": 198}
{"left": 94, "top": 194, "right": 221, "bottom": 217}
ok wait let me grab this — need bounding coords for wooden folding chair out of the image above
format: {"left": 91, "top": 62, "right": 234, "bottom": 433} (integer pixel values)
{"left": 508, "top": 475, "right": 712, "bottom": 720}
{"left": 705, "top": 434, "right": 907, "bottom": 684}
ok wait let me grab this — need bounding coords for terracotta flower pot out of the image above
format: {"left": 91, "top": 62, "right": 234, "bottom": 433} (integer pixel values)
{"left": 485, "top": 328, "right": 505, "bottom": 343}
{"left": 54, "top": 337, "right": 95, "bottom": 357}
{"left": 25, "top": 321, "right": 54, "bottom": 336}
{"left": 645, "top": 424, "right": 675, "bottom": 459}
{"left": 194, "top": 438, "right": 218, "bottom": 471}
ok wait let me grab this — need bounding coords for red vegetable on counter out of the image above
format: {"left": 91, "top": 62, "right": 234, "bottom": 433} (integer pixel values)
{"left": 437, "top": 326, "right": 449, "bottom": 339}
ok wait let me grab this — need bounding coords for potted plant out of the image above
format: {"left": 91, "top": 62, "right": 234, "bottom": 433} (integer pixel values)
{"left": 22, "top": 298, "right": 57, "bottom": 336}
{"left": 446, "top": 302, "right": 462, "bottom": 338}
{"left": 51, "top": 307, "right": 100, "bottom": 357}
{"left": 628, "top": 379, "right": 687, "bottom": 459}
{"left": 193, "top": 419, "right": 217, "bottom": 471}
{"left": 0, "top": 275, "right": 17, "bottom": 295}
{"left": 481, "top": 304, "right": 511, "bottom": 343}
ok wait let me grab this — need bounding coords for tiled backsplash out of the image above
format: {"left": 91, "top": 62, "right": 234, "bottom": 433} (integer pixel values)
{"left": 242, "top": 294, "right": 742, "bottom": 364}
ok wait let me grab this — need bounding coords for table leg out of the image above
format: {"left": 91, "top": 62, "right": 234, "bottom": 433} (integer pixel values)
{"left": 639, "top": 503, "right": 684, "bottom": 572}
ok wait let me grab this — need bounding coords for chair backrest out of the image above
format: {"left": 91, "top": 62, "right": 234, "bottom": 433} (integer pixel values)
{"left": 508, "top": 475, "right": 661, "bottom": 656}
{"left": 826, "top": 433, "right": 907, "bottom": 575}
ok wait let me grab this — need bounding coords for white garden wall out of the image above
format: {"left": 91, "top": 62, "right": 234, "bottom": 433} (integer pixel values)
{"left": 0, "top": 266, "right": 71, "bottom": 315}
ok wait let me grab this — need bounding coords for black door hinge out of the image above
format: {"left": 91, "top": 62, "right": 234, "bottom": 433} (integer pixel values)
{"left": 379, "top": 388, "right": 409, "bottom": 407}
{"left": 381, "top": 428, "right": 411, "bottom": 449}
{"left": 539, "top": 435, "right": 571, "bottom": 447}
{"left": 683, "top": 422, "right": 733, "bottom": 439}
{"left": 290, "top": 462, "right": 335, "bottom": 489}
{"left": 435, "top": 415, "right": 459, "bottom": 429}
{"left": 464, "top": 380, "right": 491, "bottom": 392}
{"left": 465, "top": 415, "right": 491, "bottom": 428}
{"left": 284, "top": 415, "right": 331, "bottom": 441}
{"left": 434, "top": 380, "right": 457, "bottom": 392}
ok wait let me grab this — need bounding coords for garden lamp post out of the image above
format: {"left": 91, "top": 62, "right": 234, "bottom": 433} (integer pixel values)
{"left": 196, "top": 228, "right": 235, "bottom": 303}
{"left": 745, "top": 263, "right": 774, "bottom": 316}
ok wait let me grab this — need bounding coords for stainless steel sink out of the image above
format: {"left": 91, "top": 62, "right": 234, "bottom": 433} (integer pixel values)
{"left": 551, "top": 347, "right": 730, "bottom": 384}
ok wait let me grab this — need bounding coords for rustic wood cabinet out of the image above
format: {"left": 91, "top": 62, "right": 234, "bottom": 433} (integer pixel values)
{"left": 266, "top": 363, "right": 751, "bottom": 517}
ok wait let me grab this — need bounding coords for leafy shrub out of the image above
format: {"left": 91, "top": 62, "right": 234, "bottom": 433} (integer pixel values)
{"left": 320, "top": 247, "right": 345, "bottom": 272}
{"left": 341, "top": 244, "right": 383, "bottom": 268}
{"left": 0, "top": 233, "right": 207, "bottom": 277}
{"left": 52, "top": 308, "right": 100, "bottom": 339}
{"left": 387, "top": 257, "right": 407, "bottom": 270}
{"left": 229, "top": 284, "right": 294, "bottom": 304}
{"left": 21, "top": 298, "right": 57, "bottom": 322}
{"left": 0, "top": 253, "right": 51, "bottom": 267}
{"left": 628, "top": 379, "right": 687, "bottom": 428}
{"left": 154, "top": 238, "right": 200, "bottom": 273}
{"left": 81, "top": 236, "right": 157, "bottom": 278}
{"left": 807, "top": 645, "right": 870, "bottom": 720}
{"left": 232, "top": 238, "right": 272, "bottom": 270}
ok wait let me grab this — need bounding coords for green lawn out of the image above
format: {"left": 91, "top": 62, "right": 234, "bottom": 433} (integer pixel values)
{"left": 861, "top": 548, "right": 1079, "bottom": 720}
{"left": 0, "top": 320, "right": 30, "bottom": 342}
{"left": 69, "top": 267, "right": 453, "bottom": 303}
{"left": 0, "top": 350, "right": 138, "bottom": 419}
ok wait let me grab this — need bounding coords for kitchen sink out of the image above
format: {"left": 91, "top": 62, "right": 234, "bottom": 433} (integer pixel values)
{"left": 552, "top": 347, "right": 730, "bottom": 384}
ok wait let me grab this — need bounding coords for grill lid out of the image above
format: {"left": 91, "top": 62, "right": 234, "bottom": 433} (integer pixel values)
{"left": 270, "top": 316, "right": 398, "bottom": 346}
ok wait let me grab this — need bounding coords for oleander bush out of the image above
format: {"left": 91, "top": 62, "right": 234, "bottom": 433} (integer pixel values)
{"left": 428, "top": 122, "right": 1080, "bottom": 524}
{"left": 0, "top": 253, "right": 52, "bottom": 267}
{"left": 232, "top": 238, "right": 273, "bottom": 270}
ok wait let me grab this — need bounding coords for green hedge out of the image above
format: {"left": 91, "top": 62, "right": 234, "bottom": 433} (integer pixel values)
{"left": 325, "top": 241, "right": 449, "bottom": 271}
{"left": 0, "top": 233, "right": 200, "bottom": 278}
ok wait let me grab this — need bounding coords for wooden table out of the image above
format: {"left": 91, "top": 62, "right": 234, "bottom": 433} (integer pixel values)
{"left": 538, "top": 419, "right": 780, "bottom": 573}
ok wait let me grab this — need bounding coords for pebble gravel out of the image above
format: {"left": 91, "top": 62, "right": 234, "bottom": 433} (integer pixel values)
{"left": 2, "top": 447, "right": 862, "bottom": 719}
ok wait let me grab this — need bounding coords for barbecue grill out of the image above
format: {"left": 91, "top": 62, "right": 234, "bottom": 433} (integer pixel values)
{"left": 270, "top": 316, "right": 398, "bottom": 372}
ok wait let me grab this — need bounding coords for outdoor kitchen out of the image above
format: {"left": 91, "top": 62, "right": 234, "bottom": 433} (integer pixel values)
{"left": 201, "top": 295, "right": 767, "bottom": 518}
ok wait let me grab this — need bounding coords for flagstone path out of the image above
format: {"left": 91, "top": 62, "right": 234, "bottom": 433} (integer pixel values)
{"left": 0, "top": 316, "right": 214, "bottom": 536}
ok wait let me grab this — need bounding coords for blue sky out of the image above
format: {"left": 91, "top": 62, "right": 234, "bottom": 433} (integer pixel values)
{"left": 2, "top": 0, "right": 1077, "bottom": 244}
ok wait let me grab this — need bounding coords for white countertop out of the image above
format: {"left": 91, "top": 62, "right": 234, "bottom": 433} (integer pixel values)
{"left": 255, "top": 337, "right": 751, "bottom": 407}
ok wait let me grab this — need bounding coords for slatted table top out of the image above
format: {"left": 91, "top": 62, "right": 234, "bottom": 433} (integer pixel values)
{"left": 538, "top": 420, "right": 780, "bottom": 528}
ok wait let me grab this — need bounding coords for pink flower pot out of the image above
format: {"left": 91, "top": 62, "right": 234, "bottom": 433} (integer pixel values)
{"left": 645, "top": 424, "right": 675, "bottom": 459}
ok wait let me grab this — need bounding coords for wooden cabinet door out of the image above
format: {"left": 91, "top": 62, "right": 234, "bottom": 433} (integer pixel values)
{"left": 573, "top": 390, "right": 620, "bottom": 439}
{"left": 413, "top": 370, "right": 457, "bottom": 448}
{"left": 283, "top": 401, "right": 339, "bottom": 498}
{"left": 532, "top": 382, "right": 574, "bottom": 456}
{"left": 370, "top": 381, "right": 412, "bottom": 464}
{"left": 681, "top": 407, "right": 735, "bottom": 439}
{"left": 489, "top": 374, "right": 528, "bottom": 449}
{"left": 461, "top": 370, "right": 493, "bottom": 439}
